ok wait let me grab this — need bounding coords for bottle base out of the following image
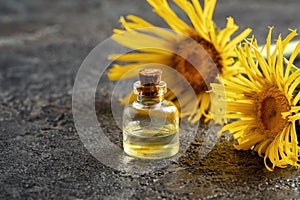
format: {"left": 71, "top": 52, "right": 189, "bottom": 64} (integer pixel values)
{"left": 123, "top": 142, "right": 179, "bottom": 160}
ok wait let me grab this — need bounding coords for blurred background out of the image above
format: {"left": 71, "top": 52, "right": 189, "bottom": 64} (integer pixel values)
{"left": 1, "top": 0, "right": 300, "bottom": 96}
{"left": 1, "top": 0, "right": 300, "bottom": 199}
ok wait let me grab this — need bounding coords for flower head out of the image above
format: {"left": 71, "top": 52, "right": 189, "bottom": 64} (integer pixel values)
{"left": 212, "top": 28, "right": 300, "bottom": 171}
{"left": 108, "top": 0, "right": 251, "bottom": 123}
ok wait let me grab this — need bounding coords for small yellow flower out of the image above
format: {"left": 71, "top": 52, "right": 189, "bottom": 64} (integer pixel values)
{"left": 212, "top": 28, "right": 300, "bottom": 171}
{"left": 108, "top": 0, "right": 251, "bottom": 123}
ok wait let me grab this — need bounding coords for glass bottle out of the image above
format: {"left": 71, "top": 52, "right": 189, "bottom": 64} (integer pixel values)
{"left": 122, "top": 68, "right": 179, "bottom": 159}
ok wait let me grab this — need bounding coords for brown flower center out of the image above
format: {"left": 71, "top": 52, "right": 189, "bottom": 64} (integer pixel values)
{"left": 174, "top": 36, "right": 222, "bottom": 94}
{"left": 257, "top": 86, "right": 290, "bottom": 137}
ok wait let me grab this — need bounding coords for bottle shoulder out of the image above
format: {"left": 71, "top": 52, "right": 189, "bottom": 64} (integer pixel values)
{"left": 130, "top": 100, "right": 177, "bottom": 111}
{"left": 123, "top": 100, "right": 179, "bottom": 126}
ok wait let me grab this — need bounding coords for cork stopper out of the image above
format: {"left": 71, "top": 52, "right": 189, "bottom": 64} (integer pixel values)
{"left": 139, "top": 68, "right": 162, "bottom": 85}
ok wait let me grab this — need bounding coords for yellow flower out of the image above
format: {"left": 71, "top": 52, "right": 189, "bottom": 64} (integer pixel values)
{"left": 108, "top": 0, "right": 251, "bottom": 123}
{"left": 212, "top": 28, "right": 300, "bottom": 171}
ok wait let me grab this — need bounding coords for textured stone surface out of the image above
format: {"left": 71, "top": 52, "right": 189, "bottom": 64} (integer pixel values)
{"left": 1, "top": 0, "right": 300, "bottom": 199}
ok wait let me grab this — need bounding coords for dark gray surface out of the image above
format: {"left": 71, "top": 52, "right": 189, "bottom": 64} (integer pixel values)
{"left": 1, "top": 0, "right": 300, "bottom": 199}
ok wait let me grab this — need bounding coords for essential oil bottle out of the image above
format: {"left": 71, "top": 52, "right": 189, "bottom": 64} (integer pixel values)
{"left": 122, "top": 68, "right": 179, "bottom": 159}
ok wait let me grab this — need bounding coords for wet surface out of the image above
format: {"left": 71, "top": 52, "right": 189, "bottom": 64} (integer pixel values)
{"left": 1, "top": 0, "right": 300, "bottom": 199}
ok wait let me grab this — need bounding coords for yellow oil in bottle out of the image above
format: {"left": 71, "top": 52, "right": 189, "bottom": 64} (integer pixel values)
{"left": 123, "top": 124, "right": 179, "bottom": 159}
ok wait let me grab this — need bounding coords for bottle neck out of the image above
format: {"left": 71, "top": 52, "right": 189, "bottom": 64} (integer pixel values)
{"left": 133, "top": 81, "right": 167, "bottom": 104}
{"left": 137, "top": 94, "right": 164, "bottom": 104}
